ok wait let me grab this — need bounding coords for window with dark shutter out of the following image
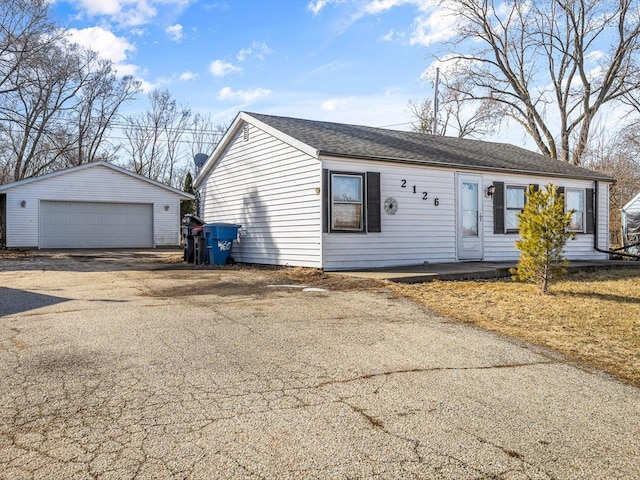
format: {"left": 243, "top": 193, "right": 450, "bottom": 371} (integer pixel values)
{"left": 565, "top": 188, "right": 586, "bottom": 232}
{"left": 493, "top": 182, "right": 505, "bottom": 234}
{"left": 322, "top": 169, "right": 329, "bottom": 233}
{"left": 366, "top": 172, "right": 381, "bottom": 233}
{"left": 505, "top": 185, "right": 526, "bottom": 233}
{"left": 585, "top": 188, "right": 595, "bottom": 234}
{"left": 324, "top": 170, "right": 381, "bottom": 234}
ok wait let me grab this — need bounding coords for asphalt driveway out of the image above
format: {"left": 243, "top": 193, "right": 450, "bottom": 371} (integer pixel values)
{"left": 1, "top": 252, "right": 639, "bottom": 479}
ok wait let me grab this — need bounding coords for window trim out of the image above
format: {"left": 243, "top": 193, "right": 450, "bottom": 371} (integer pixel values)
{"left": 504, "top": 184, "right": 527, "bottom": 234}
{"left": 565, "top": 188, "right": 586, "bottom": 233}
{"left": 329, "top": 172, "right": 366, "bottom": 233}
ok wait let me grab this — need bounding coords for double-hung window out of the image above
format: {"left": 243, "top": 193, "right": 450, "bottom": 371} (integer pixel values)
{"left": 505, "top": 185, "right": 527, "bottom": 233}
{"left": 565, "top": 189, "right": 585, "bottom": 232}
{"left": 331, "top": 173, "right": 365, "bottom": 232}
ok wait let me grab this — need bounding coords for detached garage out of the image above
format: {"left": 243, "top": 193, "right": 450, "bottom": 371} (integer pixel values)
{"left": 0, "top": 161, "right": 194, "bottom": 249}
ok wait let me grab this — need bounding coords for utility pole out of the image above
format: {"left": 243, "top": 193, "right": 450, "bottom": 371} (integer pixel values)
{"left": 433, "top": 67, "right": 439, "bottom": 135}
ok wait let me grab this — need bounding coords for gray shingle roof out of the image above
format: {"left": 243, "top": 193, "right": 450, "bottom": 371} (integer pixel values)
{"left": 247, "top": 112, "right": 613, "bottom": 182}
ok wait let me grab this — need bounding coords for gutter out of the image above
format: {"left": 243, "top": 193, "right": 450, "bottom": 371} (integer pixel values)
{"left": 593, "top": 181, "right": 640, "bottom": 260}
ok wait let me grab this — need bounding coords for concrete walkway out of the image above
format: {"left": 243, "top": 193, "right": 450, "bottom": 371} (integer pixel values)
{"left": 332, "top": 260, "right": 640, "bottom": 283}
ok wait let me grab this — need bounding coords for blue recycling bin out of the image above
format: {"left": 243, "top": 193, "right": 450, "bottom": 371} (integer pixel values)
{"left": 202, "top": 223, "right": 241, "bottom": 265}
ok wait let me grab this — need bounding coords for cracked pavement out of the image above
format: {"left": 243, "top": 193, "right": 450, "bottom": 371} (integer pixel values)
{"left": 1, "top": 253, "right": 639, "bottom": 479}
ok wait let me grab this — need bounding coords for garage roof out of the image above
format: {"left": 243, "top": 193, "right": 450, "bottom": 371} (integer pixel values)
{"left": 0, "top": 161, "right": 195, "bottom": 198}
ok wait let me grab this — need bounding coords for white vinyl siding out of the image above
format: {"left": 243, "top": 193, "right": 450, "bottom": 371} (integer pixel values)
{"left": 483, "top": 176, "right": 610, "bottom": 261}
{"left": 199, "top": 123, "right": 322, "bottom": 267}
{"left": 322, "top": 158, "right": 456, "bottom": 270}
{"left": 3, "top": 164, "right": 184, "bottom": 248}
{"left": 195, "top": 114, "right": 612, "bottom": 269}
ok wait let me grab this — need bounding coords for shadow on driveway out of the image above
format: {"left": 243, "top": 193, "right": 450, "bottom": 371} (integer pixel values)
{"left": 0, "top": 249, "right": 185, "bottom": 273}
{"left": 0, "top": 287, "right": 70, "bottom": 317}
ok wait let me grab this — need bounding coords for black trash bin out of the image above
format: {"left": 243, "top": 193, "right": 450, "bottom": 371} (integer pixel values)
{"left": 181, "top": 214, "right": 205, "bottom": 263}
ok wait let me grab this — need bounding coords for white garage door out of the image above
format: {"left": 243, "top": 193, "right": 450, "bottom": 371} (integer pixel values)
{"left": 39, "top": 201, "right": 153, "bottom": 248}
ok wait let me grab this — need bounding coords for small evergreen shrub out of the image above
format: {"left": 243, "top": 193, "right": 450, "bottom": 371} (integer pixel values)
{"left": 511, "top": 184, "right": 576, "bottom": 294}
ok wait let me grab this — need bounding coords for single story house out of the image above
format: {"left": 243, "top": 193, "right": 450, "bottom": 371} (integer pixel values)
{"left": 194, "top": 112, "right": 614, "bottom": 271}
{"left": 0, "top": 161, "right": 194, "bottom": 249}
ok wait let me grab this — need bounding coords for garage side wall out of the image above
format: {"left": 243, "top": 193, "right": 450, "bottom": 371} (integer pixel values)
{"left": 4, "top": 165, "right": 183, "bottom": 248}
{"left": 199, "top": 123, "right": 322, "bottom": 267}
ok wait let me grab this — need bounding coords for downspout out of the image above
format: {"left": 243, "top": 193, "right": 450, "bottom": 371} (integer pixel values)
{"left": 593, "top": 181, "right": 640, "bottom": 260}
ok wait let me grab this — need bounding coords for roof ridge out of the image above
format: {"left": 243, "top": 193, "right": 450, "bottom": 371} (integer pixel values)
{"left": 243, "top": 112, "right": 613, "bottom": 182}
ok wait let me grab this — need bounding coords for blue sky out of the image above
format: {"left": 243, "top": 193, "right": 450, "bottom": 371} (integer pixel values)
{"left": 51, "top": 0, "right": 455, "bottom": 132}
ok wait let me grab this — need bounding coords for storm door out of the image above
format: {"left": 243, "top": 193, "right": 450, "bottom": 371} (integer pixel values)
{"left": 456, "top": 174, "right": 483, "bottom": 260}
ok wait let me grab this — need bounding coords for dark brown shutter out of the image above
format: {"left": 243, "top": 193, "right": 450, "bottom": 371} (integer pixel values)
{"left": 366, "top": 172, "right": 381, "bottom": 233}
{"left": 493, "top": 181, "right": 505, "bottom": 234}
{"left": 557, "top": 186, "right": 565, "bottom": 198}
{"left": 585, "top": 188, "right": 595, "bottom": 234}
{"left": 530, "top": 184, "right": 539, "bottom": 193}
{"left": 322, "top": 169, "right": 329, "bottom": 233}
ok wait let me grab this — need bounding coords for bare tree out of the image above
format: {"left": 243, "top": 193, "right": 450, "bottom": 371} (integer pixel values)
{"left": 0, "top": 0, "right": 61, "bottom": 96}
{"left": 122, "top": 89, "right": 192, "bottom": 186}
{"left": 583, "top": 122, "right": 640, "bottom": 245}
{"left": 442, "top": 0, "right": 640, "bottom": 164}
{"left": 0, "top": 0, "right": 139, "bottom": 182}
{"left": 189, "top": 113, "right": 227, "bottom": 159}
{"left": 410, "top": 70, "right": 502, "bottom": 137}
{"left": 68, "top": 59, "right": 140, "bottom": 166}
{"left": 3, "top": 39, "right": 88, "bottom": 181}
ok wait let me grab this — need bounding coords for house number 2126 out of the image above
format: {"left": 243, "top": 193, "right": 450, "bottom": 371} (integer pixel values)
{"left": 401, "top": 179, "right": 436, "bottom": 204}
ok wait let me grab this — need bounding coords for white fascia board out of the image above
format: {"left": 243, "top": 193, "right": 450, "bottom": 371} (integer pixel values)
{"left": 622, "top": 191, "right": 640, "bottom": 211}
{"left": 241, "top": 112, "right": 319, "bottom": 159}
{"left": 0, "top": 161, "right": 195, "bottom": 199}
{"left": 194, "top": 111, "right": 319, "bottom": 189}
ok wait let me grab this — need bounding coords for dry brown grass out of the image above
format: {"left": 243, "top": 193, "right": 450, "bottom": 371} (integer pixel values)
{"left": 390, "top": 269, "right": 640, "bottom": 387}
{"left": 250, "top": 265, "right": 388, "bottom": 291}
{"left": 0, "top": 248, "right": 33, "bottom": 259}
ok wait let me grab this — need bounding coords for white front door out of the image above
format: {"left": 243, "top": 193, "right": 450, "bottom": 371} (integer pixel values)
{"left": 457, "top": 174, "right": 483, "bottom": 260}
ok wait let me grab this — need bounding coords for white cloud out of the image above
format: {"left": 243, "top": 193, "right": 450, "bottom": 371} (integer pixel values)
{"left": 309, "top": 0, "right": 454, "bottom": 45}
{"left": 67, "top": 26, "right": 135, "bottom": 65}
{"left": 321, "top": 97, "right": 352, "bottom": 111}
{"left": 308, "top": 0, "right": 336, "bottom": 15}
{"left": 179, "top": 71, "right": 198, "bottom": 81}
{"left": 409, "top": 7, "right": 458, "bottom": 47}
{"left": 237, "top": 41, "right": 273, "bottom": 62}
{"left": 166, "top": 24, "right": 183, "bottom": 41}
{"left": 74, "top": 0, "right": 121, "bottom": 16}
{"left": 381, "top": 28, "right": 405, "bottom": 42}
{"left": 218, "top": 87, "right": 271, "bottom": 103}
{"left": 69, "top": 0, "right": 190, "bottom": 27}
{"left": 209, "top": 59, "right": 243, "bottom": 77}
{"left": 420, "top": 55, "right": 481, "bottom": 84}
{"left": 363, "top": 0, "right": 412, "bottom": 15}
{"left": 259, "top": 87, "right": 420, "bottom": 130}
{"left": 585, "top": 50, "right": 606, "bottom": 63}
